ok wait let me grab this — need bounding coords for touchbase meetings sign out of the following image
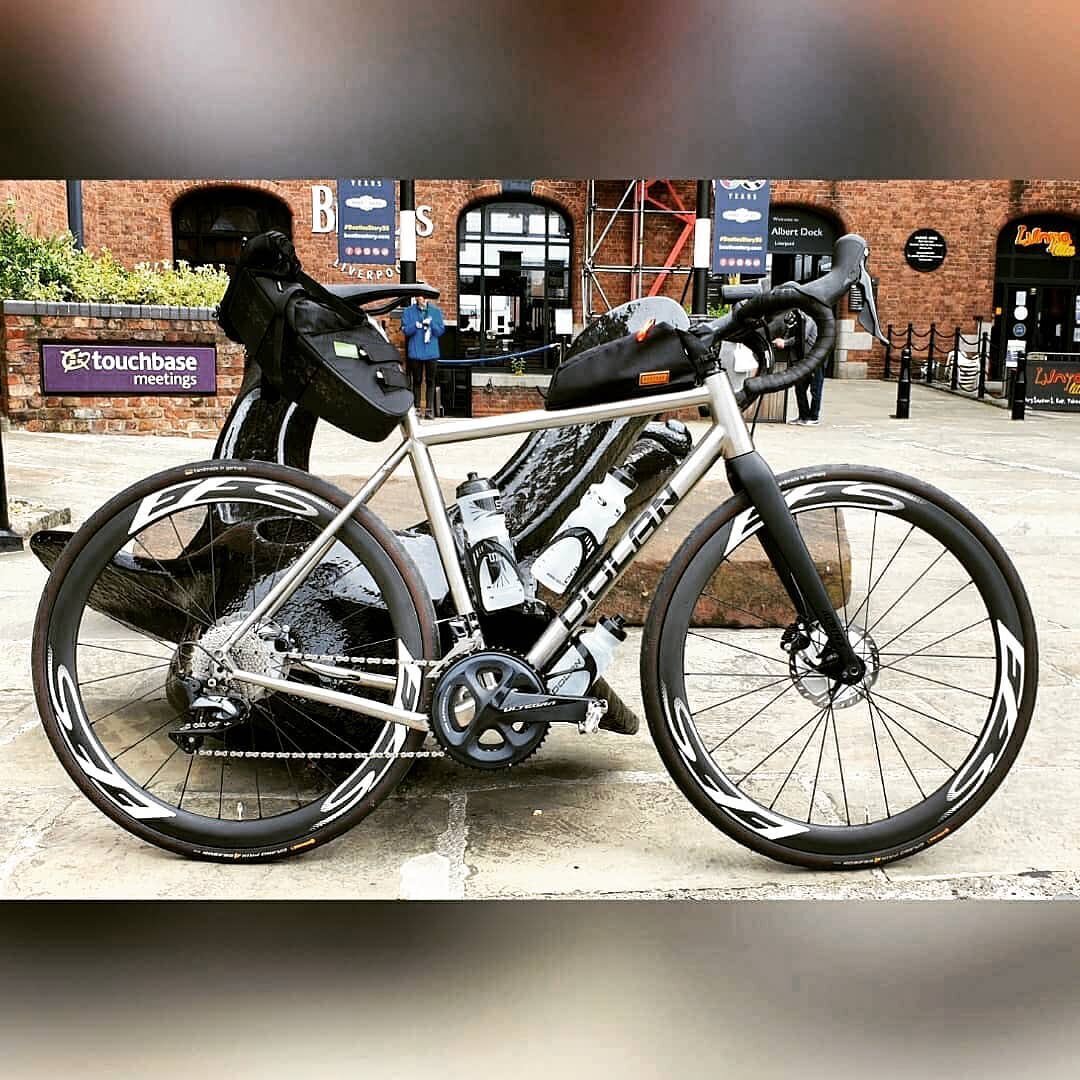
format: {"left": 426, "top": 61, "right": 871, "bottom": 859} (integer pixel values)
{"left": 41, "top": 343, "right": 217, "bottom": 395}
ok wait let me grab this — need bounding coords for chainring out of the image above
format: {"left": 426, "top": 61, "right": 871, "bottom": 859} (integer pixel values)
{"left": 429, "top": 650, "right": 549, "bottom": 770}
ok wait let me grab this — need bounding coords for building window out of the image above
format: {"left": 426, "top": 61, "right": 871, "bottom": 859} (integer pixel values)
{"left": 457, "top": 199, "right": 571, "bottom": 370}
{"left": 172, "top": 186, "right": 292, "bottom": 271}
{"left": 991, "top": 212, "right": 1080, "bottom": 375}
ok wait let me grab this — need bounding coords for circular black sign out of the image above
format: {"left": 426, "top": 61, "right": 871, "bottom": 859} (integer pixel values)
{"left": 905, "top": 229, "right": 947, "bottom": 272}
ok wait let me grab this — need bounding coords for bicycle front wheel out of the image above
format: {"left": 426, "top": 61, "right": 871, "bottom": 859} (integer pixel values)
{"left": 643, "top": 465, "right": 1037, "bottom": 869}
{"left": 33, "top": 460, "right": 439, "bottom": 861}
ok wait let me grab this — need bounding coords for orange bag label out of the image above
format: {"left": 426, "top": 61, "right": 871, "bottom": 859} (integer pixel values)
{"left": 639, "top": 370, "right": 671, "bottom": 387}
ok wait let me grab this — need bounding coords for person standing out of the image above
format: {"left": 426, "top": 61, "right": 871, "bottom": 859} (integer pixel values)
{"left": 401, "top": 294, "right": 445, "bottom": 419}
{"left": 771, "top": 308, "right": 824, "bottom": 425}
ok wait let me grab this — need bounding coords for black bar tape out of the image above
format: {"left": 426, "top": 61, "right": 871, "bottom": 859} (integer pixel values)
{"left": 729, "top": 287, "right": 836, "bottom": 407}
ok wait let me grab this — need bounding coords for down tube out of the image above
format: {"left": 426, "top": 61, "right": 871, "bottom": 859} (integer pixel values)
{"left": 527, "top": 423, "right": 728, "bottom": 670}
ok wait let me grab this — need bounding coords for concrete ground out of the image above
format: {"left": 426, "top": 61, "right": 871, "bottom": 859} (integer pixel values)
{"left": 1, "top": 380, "right": 1078, "bottom": 899}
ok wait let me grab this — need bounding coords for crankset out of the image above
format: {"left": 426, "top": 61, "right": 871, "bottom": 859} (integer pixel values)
{"left": 430, "top": 650, "right": 607, "bottom": 770}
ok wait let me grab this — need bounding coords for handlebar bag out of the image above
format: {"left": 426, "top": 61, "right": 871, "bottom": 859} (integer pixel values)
{"left": 218, "top": 233, "right": 413, "bottom": 442}
{"left": 545, "top": 321, "right": 705, "bottom": 410}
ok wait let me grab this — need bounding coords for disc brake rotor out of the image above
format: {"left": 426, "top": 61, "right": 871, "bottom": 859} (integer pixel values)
{"left": 789, "top": 625, "right": 881, "bottom": 709}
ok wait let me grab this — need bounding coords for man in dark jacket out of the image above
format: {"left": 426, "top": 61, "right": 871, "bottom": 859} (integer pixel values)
{"left": 401, "top": 295, "right": 445, "bottom": 419}
{"left": 771, "top": 308, "right": 824, "bottom": 425}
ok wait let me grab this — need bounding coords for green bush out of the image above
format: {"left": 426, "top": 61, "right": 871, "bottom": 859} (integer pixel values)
{"left": 0, "top": 200, "right": 230, "bottom": 307}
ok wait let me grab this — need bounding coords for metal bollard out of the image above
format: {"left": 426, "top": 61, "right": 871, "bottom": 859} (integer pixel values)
{"left": 1011, "top": 349, "right": 1027, "bottom": 420}
{"left": 892, "top": 344, "right": 912, "bottom": 420}
{"left": 0, "top": 421, "right": 24, "bottom": 553}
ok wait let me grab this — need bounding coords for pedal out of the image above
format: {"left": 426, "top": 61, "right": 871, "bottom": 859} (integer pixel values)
{"left": 497, "top": 690, "right": 608, "bottom": 733}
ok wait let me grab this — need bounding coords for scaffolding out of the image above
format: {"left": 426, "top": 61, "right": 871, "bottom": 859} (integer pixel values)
{"left": 582, "top": 179, "right": 702, "bottom": 319}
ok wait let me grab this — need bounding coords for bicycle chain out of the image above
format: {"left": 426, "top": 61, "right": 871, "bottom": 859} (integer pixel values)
{"left": 284, "top": 652, "right": 443, "bottom": 668}
{"left": 199, "top": 651, "right": 450, "bottom": 760}
{"left": 195, "top": 748, "right": 446, "bottom": 760}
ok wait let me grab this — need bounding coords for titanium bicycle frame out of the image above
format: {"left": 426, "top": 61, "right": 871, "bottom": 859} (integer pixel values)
{"left": 214, "top": 366, "right": 858, "bottom": 733}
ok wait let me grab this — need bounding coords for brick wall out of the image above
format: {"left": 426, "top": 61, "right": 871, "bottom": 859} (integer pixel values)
{"left": 772, "top": 180, "right": 1080, "bottom": 376}
{"left": 0, "top": 180, "right": 68, "bottom": 237}
{"left": 1, "top": 306, "right": 244, "bottom": 437}
{"left": 7, "top": 178, "right": 1080, "bottom": 404}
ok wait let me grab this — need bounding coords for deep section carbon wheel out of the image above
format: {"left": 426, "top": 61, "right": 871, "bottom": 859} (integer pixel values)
{"left": 643, "top": 465, "right": 1037, "bottom": 869}
{"left": 32, "top": 460, "right": 438, "bottom": 861}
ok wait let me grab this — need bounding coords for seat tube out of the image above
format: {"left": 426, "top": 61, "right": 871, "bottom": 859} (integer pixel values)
{"left": 404, "top": 417, "right": 475, "bottom": 619}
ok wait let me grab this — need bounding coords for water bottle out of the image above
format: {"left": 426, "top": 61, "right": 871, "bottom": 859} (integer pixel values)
{"left": 531, "top": 465, "right": 637, "bottom": 594}
{"left": 546, "top": 616, "right": 628, "bottom": 696}
{"left": 456, "top": 473, "right": 526, "bottom": 613}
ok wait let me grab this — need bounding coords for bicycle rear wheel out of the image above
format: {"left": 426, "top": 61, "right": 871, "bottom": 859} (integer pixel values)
{"left": 643, "top": 465, "right": 1037, "bottom": 869}
{"left": 33, "top": 460, "right": 439, "bottom": 861}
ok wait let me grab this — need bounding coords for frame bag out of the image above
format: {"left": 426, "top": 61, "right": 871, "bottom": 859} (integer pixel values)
{"left": 545, "top": 321, "right": 707, "bottom": 410}
{"left": 218, "top": 231, "right": 414, "bottom": 442}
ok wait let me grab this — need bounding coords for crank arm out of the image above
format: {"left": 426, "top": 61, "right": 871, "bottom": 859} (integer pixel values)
{"left": 498, "top": 690, "right": 608, "bottom": 732}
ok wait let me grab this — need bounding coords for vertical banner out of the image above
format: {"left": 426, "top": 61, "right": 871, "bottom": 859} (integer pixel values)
{"left": 337, "top": 178, "right": 396, "bottom": 264}
{"left": 711, "top": 179, "right": 771, "bottom": 274}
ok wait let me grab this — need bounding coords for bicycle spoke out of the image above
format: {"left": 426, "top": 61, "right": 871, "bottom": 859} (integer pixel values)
{"left": 708, "top": 680, "right": 799, "bottom": 753}
{"left": 733, "top": 697, "right": 831, "bottom": 785}
{"left": 870, "top": 696, "right": 927, "bottom": 799}
{"left": 684, "top": 671, "right": 785, "bottom": 678}
{"left": 178, "top": 751, "right": 195, "bottom": 810}
{"left": 700, "top": 588, "right": 799, "bottom": 629}
{"left": 79, "top": 662, "right": 170, "bottom": 687}
{"left": 866, "top": 548, "right": 949, "bottom": 636}
{"left": 271, "top": 692, "right": 371, "bottom": 755}
{"left": 90, "top": 682, "right": 168, "bottom": 727}
{"left": 134, "top": 534, "right": 215, "bottom": 627}
{"left": 867, "top": 688, "right": 980, "bottom": 739}
{"left": 768, "top": 708, "right": 828, "bottom": 811}
{"left": 78, "top": 641, "right": 174, "bottom": 662}
{"left": 868, "top": 697, "right": 890, "bottom": 819}
{"left": 875, "top": 616, "right": 990, "bottom": 666}
{"left": 807, "top": 699, "right": 832, "bottom": 824}
{"left": 868, "top": 693, "right": 957, "bottom": 771}
{"left": 113, "top": 710, "right": 183, "bottom": 759}
{"left": 693, "top": 675, "right": 792, "bottom": 719}
{"left": 168, "top": 515, "right": 217, "bottom": 626}
{"left": 687, "top": 629, "right": 787, "bottom": 667}
{"left": 845, "top": 523, "right": 915, "bottom": 629}
{"left": 834, "top": 509, "right": 849, "bottom": 630}
{"left": 880, "top": 663, "right": 992, "bottom": 700}
{"left": 864, "top": 511, "right": 877, "bottom": 630}
{"left": 208, "top": 509, "right": 218, "bottom": 622}
{"left": 831, "top": 705, "right": 850, "bottom": 825}
{"left": 143, "top": 744, "right": 181, "bottom": 790}
{"left": 876, "top": 580, "right": 974, "bottom": 653}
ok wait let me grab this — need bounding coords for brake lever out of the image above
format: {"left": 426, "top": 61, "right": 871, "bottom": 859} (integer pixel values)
{"left": 856, "top": 256, "right": 888, "bottom": 343}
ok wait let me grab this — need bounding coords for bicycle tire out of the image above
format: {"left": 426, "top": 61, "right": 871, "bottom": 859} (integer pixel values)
{"left": 642, "top": 464, "right": 1038, "bottom": 869}
{"left": 32, "top": 459, "right": 439, "bottom": 862}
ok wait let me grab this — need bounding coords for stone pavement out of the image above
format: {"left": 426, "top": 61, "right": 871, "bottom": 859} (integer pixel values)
{"left": 1, "top": 380, "right": 1078, "bottom": 898}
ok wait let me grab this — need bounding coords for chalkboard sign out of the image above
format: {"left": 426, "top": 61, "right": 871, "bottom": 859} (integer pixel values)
{"left": 1026, "top": 356, "right": 1080, "bottom": 412}
{"left": 905, "top": 229, "right": 947, "bottom": 272}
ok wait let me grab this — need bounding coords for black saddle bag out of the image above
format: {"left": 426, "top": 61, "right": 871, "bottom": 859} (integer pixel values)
{"left": 218, "top": 231, "right": 413, "bottom": 442}
{"left": 545, "top": 321, "right": 707, "bottom": 411}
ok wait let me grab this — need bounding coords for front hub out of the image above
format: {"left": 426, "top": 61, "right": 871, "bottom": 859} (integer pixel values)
{"left": 788, "top": 624, "right": 880, "bottom": 709}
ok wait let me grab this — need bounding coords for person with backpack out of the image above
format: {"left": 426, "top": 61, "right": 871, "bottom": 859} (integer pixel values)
{"left": 401, "top": 295, "right": 445, "bottom": 419}
{"left": 771, "top": 308, "right": 823, "bottom": 425}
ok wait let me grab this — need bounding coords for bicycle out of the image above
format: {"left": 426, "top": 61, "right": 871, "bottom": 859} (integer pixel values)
{"left": 32, "top": 234, "right": 1037, "bottom": 869}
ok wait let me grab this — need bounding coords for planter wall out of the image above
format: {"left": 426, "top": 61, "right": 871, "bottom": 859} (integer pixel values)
{"left": 0, "top": 301, "right": 244, "bottom": 437}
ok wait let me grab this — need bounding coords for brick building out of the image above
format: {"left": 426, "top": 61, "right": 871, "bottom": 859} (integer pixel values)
{"left": 4, "top": 178, "right": 1080, "bottom": 432}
